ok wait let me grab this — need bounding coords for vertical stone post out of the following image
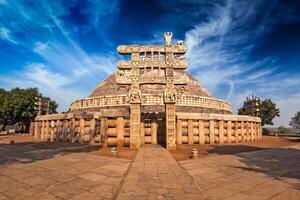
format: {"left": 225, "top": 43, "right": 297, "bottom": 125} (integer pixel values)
{"left": 116, "top": 117, "right": 125, "bottom": 146}
{"left": 245, "top": 121, "right": 249, "bottom": 142}
{"left": 199, "top": 120, "right": 205, "bottom": 144}
{"left": 130, "top": 103, "right": 141, "bottom": 149}
{"left": 44, "top": 119, "right": 51, "bottom": 141}
{"left": 234, "top": 121, "right": 238, "bottom": 143}
{"left": 41, "top": 120, "right": 45, "bottom": 141}
{"left": 128, "top": 52, "right": 142, "bottom": 149}
{"left": 209, "top": 120, "right": 215, "bottom": 144}
{"left": 219, "top": 120, "right": 224, "bottom": 144}
{"left": 250, "top": 121, "right": 254, "bottom": 142}
{"left": 227, "top": 121, "right": 232, "bottom": 143}
{"left": 164, "top": 34, "right": 177, "bottom": 150}
{"left": 176, "top": 119, "right": 182, "bottom": 144}
{"left": 90, "top": 118, "right": 96, "bottom": 143}
{"left": 70, "top": 118, "right": 75, "bottom": 143}
{"left": 100, "top": 117, "right": 107, "bottom": 146}
{"left": 254, "top": 122, "right": 257, "bottom": 141}
{"left": 140, "top": 122, "right": 145, "bottom": 145}
{"left": 165, "top": 103, "right": 176, "bottom": 150}
{"left": 80, "top": 118, "right": 85, "bottom": 143}
{"left": 151, "top": 118, "right": 158, "bottom": 144}
{"left": 188, "top": 119, "right": 194, "bottom": 145}
{"left": 34, "top": 121, "right": 39, "bottom": 140}
{"left": 258, "top": 122, "right": 262, "bottom": 140}
{"left": 241, "top": 121, "right": 245, "bottom": 142}
{"left": 50, "top": 120, "right": 55, "bottom": 142}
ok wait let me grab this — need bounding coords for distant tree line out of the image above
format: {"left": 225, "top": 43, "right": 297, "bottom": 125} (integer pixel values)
{"left": 290, "top": 111, "right": 300, "bottom": 131}
{"left": 0, "top": 87, "right": 58, "bottom": 133}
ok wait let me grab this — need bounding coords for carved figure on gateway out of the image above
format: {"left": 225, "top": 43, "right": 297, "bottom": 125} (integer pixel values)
{"left": 32, "top": 33, "right": 262, "bottom": 150}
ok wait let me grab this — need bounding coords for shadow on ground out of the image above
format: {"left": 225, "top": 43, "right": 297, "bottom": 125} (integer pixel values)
{"left": 0, "top": 141, "right": 101, "bottom": 167}
{"left": 207, "top": 145, "right": 267, "bottom": 155}
{"left": 212, "top": 145, "right": 300, "bottom": 190}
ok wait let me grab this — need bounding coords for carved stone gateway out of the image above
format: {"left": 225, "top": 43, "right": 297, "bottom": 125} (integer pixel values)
{"left": 116, "top": 32, "right": 188, "bottom": 149}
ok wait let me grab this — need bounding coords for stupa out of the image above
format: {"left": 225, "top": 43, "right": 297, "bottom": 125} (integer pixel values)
{"left": 32, "top": 33, "right": 262, "bottom": 150}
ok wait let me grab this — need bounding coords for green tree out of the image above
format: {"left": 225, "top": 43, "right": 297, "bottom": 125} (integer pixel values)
{"left": 0, "top": 88, "right": 9, "bottom": 130}
{"left": 238, "top": 98, "right": 280, "bottom": 126}
{"left": 0, "top": 87, "right": 58, "bottom": 132}
{"left": 289, "top": 111, "right": 300, "bottom": 130}
{"left": 277, "top": 126, "right": 293, "bottom": 135}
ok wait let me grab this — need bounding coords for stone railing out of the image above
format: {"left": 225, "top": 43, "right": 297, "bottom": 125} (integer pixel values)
{"left": 71, "top": 95, "right": 128, "bottom": 110}
{"left": 31, "top": 112, "right": 261, "bottom": 147}
{"left": 32, "top": 113, "right": 130, "bottom": 146}
{"left": 176, "top": 113, "right": 262, "bottom": 144}
{"left": 70, "top": 95, "right": 232, "bottom": 112}
{"left": 176, "top": 95, "right": 231, "bottom": 111}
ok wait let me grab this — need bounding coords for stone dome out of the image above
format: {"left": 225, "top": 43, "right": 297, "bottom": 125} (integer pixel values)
{"left": 70, "top": 69, "right": 232, "bottom": 115}
{"left": 89, "top": 70, "right": 212, "bottom": 98}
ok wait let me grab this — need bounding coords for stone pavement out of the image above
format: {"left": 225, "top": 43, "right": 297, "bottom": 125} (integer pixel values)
{"left": 116, "top": 144, "right": 205, "bottom": 200}
{"left": 0, "top": 140, "right": 300, "bottom": 200}
{"left": 0, "top": 143, "right": 131, "bottom": 200}
{"left": 180, "top": 144, "right": 300, "bottom": 200}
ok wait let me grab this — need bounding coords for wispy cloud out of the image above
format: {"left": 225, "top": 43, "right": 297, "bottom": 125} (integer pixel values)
{"left": 0, "top": 0, "right": 119, "bottom": 111}
{"left": 24, "top": 63, "right": 73, "bottom": 89}
{"left": 0, "top": 0, "right": 299, "bottom": 126}
{"left": 184, "top": 0, "right": 300, "bottom": 126}
{"left": 0, "top": 27, "right": 17, "bottom": 44}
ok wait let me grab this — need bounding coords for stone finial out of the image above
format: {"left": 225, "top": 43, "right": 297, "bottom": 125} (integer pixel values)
{"left": 164, "top": 32, "right": 173, "bottom": 45}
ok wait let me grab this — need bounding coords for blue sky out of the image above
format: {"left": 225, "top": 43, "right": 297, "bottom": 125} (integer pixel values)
{"left": 0, "top": 0, "right": 299, "bottom": 126}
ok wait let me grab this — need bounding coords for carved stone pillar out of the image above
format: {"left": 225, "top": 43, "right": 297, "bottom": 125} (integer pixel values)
{"left": 165, "top": 58, "right": 176, "bottom": 150}
{"left": 130, "top": 103, "right": 141, "bottom": 149}
{"left": 129, "top": 52, "right": 141, "bottom": 149}
{"left": 165, "top": 103, "right": 176, "bottom": 150}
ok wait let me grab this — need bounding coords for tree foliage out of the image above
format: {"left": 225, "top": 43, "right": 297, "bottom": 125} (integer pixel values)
{"left": 238, "top": 98, "right": 280, "bottom": 126}
{"left": 0, "top": 87, "right": 58, "bottom": 132}
{"left": 289, "top": 111, "right": 300, "bottom": 130}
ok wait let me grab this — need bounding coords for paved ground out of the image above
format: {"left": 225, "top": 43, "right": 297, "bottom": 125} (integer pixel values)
{"left": 180, "top": 144, "right": 300, "bottom": 200}
{"left": 116, "top": 145, "right": 204, "bottom": 200}
{"left": 0, "top": 135, "right": 299, "bottom": 200}
{"left": 0, "top": 142, "right": 131, "bottom": 200}
{"left": 171, "top": 136, "right": 299, "bottom": 161}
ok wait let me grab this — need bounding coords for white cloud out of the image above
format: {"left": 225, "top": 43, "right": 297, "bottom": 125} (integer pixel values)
{"left": 0, "top": 63, "right": 87, "bottom": 112}
{"left": 0, "top": 27, "right": 17, "bottom": 44}
{"left": 33, "top": 42, "right": 50, "bottom": 53}
{"left": 273, "top": 93, "right": 300, "bottom": 127}
{"left": 24, "top": 63, "right": 72, "bottom": 89}
{"left": 0, "top": 0, "right": 6, "bottom": 5}
{"left": 183, "top": 0, "right": 299, "bottom": 127}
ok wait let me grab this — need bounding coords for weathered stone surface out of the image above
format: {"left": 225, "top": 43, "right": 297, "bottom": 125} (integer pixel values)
{"left": 180, "top": 143, "right": 300, "bottom": 200}
{"left": 116, "top": 145, "right": 205, "bottom": 199}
